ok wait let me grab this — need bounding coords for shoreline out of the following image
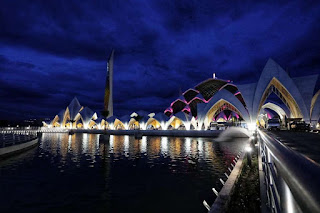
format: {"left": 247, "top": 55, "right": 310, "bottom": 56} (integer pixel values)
{"left": 0, "top": 138, "right": 39, "bottom": 158}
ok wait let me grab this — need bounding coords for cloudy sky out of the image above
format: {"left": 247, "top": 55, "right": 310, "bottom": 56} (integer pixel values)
{"left": 1, "top": 0, "right": 319, "bottom": 120}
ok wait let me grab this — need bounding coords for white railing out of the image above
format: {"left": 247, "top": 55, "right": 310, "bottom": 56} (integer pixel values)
{"left": 259, "top": 129, "right": 320, "bottom": 213}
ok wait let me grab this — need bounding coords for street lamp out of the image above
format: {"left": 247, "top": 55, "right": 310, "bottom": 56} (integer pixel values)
{"left": 245, "top": 145, "right": 252, "bottom": 167}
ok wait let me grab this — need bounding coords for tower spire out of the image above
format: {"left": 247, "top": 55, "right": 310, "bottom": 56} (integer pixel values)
{"left": 103, "top": 49, "right": 114, "bottom": 118}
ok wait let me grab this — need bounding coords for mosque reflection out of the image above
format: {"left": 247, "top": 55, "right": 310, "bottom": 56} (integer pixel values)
{"left": 40, "top": 133, "right": 246, "bottom": 171}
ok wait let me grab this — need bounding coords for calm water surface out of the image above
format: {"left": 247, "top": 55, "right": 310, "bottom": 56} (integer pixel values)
{"left": 0, "top": 133, "right": 247, "bottom": 213}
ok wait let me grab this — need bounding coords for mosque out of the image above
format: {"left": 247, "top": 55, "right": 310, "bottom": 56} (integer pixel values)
{"left": 43, "top": 51, "right": 320, "bottom": 130}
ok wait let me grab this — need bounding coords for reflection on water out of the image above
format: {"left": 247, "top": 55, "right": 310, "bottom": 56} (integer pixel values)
{"left": 0, "top": 133, "right": 247, "bottom": 213}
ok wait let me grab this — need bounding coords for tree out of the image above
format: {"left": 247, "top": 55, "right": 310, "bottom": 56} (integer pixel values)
{"left": 101, "top": 110, "right": 109, "bottom": 130}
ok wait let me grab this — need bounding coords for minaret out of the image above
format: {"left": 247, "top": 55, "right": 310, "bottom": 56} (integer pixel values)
{"left": 104, "top": 49, "right": 114, "bottom": 118}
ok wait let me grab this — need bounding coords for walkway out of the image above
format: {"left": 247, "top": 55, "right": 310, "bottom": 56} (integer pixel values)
{"left": 265, "top": 130, "right": 320, "bottom": 164}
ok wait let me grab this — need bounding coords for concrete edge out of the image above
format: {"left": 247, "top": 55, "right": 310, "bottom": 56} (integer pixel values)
{"left": 258, "top": 139, "right": 268, "bottom": 213}
{"left": 0, "top": 138, "right": 39, "bottom": 158}
{"left": 209, "top": 151, "right": 246, "bottom": 213}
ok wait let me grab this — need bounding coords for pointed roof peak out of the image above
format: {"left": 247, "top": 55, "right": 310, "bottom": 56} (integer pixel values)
{"left": 69, "top": 96, "right": 80, "bottom": 105}
{"left": 81, "top": 106, "right": 93, "bottom": 113}
{"left": 108, "top": 49, "right": 115, "bottom": 61}
{"left": 80, "top": 107, "right": 95, "bottom": 123}
{"left": 68, "top": 97, "right": 82, "bottom": 120}
{"left": 265, "top": 58, "right": 279, "bottom": 67}
{"left": 261, "top": 58, "right": 286, "bottom": 76}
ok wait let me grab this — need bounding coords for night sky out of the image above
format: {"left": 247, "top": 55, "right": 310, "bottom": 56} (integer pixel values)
{"left": 1, "top": 0, "right": 320, "bottom": 120}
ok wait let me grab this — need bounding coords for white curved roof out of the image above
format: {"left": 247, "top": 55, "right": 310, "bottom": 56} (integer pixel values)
{"left": 106, "top": 115, "right": 117, "bottom": 123}
{"left": 175, "top": 111, "right": 191, "bottom": 123}
{"left": 68, "top": 97, "right": 82, "bottom": 120}
{"left": 262, "top": 102, "right": 287, "bottom": 119}
{"left": 57, "top": 109, "right": 65, "bottom": 122}
{"left": 80, "top": 107, "right": 95, "bottom": 124}
{"left": 119, "top": 115, "right": 131, "bottom": 123}
{"left": 153, "top": 113, "right": 169, "bottom": 123}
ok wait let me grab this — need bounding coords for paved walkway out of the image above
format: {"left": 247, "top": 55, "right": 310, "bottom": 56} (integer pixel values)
{"left": 266, "top": 130, "right": 320, "bottom": 164}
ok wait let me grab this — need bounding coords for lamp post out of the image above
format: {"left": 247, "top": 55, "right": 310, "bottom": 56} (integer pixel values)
{"left": 245, "top": 145, "right": 252, "bottom": 167}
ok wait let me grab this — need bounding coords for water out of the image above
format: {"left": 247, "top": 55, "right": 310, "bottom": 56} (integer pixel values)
{"left": 0, "top": 133, "right": 247, "bottom": 213}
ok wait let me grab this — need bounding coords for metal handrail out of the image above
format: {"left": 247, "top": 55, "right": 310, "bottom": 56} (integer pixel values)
{"left": 0, "top": 127, "right": 68, "bottom": 134}
{"left": 0, "top": 134, "right": 37, "bottom": 148}
{"left": 258, "top": 129, "right": 320, "bottom": 213}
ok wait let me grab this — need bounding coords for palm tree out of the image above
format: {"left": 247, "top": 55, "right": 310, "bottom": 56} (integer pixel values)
{"left": 101, "top": 110, "right": 109, "bottom": 130}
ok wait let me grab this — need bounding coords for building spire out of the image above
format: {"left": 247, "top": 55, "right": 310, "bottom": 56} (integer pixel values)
{"left": 213, "top": 73, "right": 216, "bottom": 79}
{"left": 103, "top": 49, "right": 114, "bottom": 118}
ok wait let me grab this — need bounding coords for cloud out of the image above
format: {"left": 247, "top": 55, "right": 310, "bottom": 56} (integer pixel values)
{"left": 0, "top": 0, "right": 319, "bottom": 120}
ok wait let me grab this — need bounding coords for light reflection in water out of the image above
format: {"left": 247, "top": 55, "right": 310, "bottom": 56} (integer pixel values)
{"left": 0, "top": 133, "right": 248, "bottom": 213}
{"left": 82, "top": 133, "right": 88, "bottom": 154}
{"left": 161, "top": 136, "right": 168, "bottom": 154}
{"left": 38, "top": 134, "right": 248, "bottom": 191}
{"left": 70, "top": 135, "right": 78, "bottom": 156}
{"left": 198, "top": 138, "right": 204, "bottom": 156}
{"left": 109, "top": 135, "right": 114, "bottom": 153}
{"left": 140, "top": 136, "right": 147, "bottom": 153}
{"left": 59, "top": 134, "right": 68, "bottom": 160}
{"left": 124, "top": 135, "right": 129, "bottom": 153}
{"left": 68, "top": 134, "right": 72, "bottom": 151}
{"left": 205, "top": 142, "right": 214, "bottom": 159}
{"left": 185, "top": 137, "right": 191, "bottom": 155}
{"left": 95, "top": 135, "right": 99, "bottom": 149}
{"left": 147, "top": 137, "right": 160, "bottom": 157}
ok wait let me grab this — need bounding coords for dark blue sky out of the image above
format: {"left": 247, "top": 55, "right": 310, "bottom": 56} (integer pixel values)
{"left": 1, "top": 0, "right": 319, "bottom": 120}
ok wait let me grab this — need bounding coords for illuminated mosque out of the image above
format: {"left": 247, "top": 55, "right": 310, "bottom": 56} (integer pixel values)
{"left": 43, "top": 51, "right": 320, "bottom": 130}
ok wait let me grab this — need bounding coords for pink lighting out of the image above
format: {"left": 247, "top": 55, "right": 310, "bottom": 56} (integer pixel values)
{"left": 218, "top": 83, "right": 228, "bottom": 91}
{"left": 182, "top": 106, "right": 191, "bottom": 113}
{"left": 182, "top": 88, "right": 199, "bottom": 96}
{"left": 164, "top": 108, "right": 173, "bottom": 113}
{"left": 187, "top": 97, "right": 209, "bottom": 105}
{"left": 219, "top": 83, "right": 238, "bottom": 92}
{"left": 234, "top": 91, "right": 241, "bottom": 96}
{"left": 215, "top": 111, "right": 227, "bottom": 121}
{"left": 170, "top": 99, "right": 187, "bottom": 107}
{"left": 166, "top": 78, "right": 249, "bottom": 117}
{"left": 267, "top": 113, "right": 272, "bottom": 119}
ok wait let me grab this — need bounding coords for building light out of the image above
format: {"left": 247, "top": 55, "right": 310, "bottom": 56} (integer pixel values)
{"left": 245, "top": 145, "right": 252, "bottom": 152}
{"left": 248, "top": 123, "right": 256, "bottom": 131}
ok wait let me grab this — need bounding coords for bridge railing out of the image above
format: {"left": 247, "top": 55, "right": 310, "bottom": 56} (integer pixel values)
{"left": 258, "top": 129, "right": 320, "bottom": 213}
{"left": 0, "top": 127, "right": 41, "bottom": 130}
{"left": 0, "top": 127, "right": 68, "bottom": 134}
{"left": 0, "top": 133, "right": 38, "bottom": 148}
